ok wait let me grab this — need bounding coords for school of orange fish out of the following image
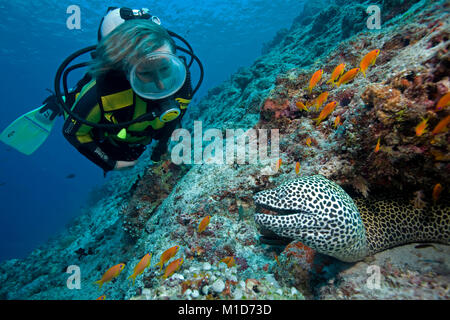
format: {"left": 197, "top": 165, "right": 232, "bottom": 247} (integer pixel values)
{"left": 289, "top": 49, "right": 447, "bottom": 204}
{"left": 93, "top": 216, "right": 217, "bottom": 300}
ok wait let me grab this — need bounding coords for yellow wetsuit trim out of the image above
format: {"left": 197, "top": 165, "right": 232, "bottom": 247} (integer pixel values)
{"left": 75, "top": 103, "right": 102, "bottom": 144}
{"left": 101, "top": 89, "right": 133, "bottom": 111}
{"left": 128, "top": 96, "right": 165, "bottom": 131}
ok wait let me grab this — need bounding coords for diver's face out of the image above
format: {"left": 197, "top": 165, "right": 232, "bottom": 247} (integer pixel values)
{"left": 135, "top": 44, "right": 173, "bottom": 90}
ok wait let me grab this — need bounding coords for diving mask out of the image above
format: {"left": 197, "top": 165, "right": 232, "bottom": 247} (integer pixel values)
{"left": 129, "top": 52, "right": 186, "bottom": 100}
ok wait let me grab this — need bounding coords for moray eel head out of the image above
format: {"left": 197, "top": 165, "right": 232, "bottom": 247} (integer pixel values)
{"left": 254, "top": 175, "right": 368, "bottom": 262}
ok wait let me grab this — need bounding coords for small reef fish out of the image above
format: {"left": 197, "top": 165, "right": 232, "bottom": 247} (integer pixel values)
{"left": 334, "top": 116, "right": 342, "bottom": 128}
{"left": 327, "top": 63, "right": 346, "bottom": 86}
{"left": 296, "top": 101, "right": 309, "bottom": 112}
{"left": 415, "top": 118, "right": 429, "bottom": 136}
{"left": 295, "top": 162, "right": 301, "bottom": 175}
{"left": 94, "top": 263, "right": 125, "bottom": 289}
{"left": 431, "top": 115, "right": 450, "bottom": 135}
{"left": 336, "top": 68, "right": 360, "bottom": 87}
{"left": 306, "top": 138, "right": 312, "bottom": 147}
{"left": 198, "top": 216, "right": 211, "bottom": 233}
{"left": 128, "top": 253, "right": 152, "bottom": 286}
{"left": 275, "top": 158, "right": 282, "bottom": 171}
{"left": 436, "top": 92, "right": 450, "bottom": 111}
{"left": 155, "top": 246, "right": 180, "bottom": 271}
{"left": 65, "top": 174, "right": 76, "bottom": 179}
{"left": 218, "top": 256, "right": 236, "bottom": 268}
{"left": 360, "top": 49, "right": 380, "bottom": 77}
{"left": 308, "top": 69, "right": 323, "bottom": 93}
{"left": 374, "top": 137, "right": 381, "bottom": 153}
{"left": 432, "top": 183, "right": 443, "bottom": 203}
{"left": 314, "top": 101, "right": 337, "bottom": 125}
{"left": 274, "top": 254, "right": 281, "bottom": 267}
{"left": 163, "top": 258, "right": 184, "bottom": 279}
{"left": 315, "top": 91, "right": 329, "bottom": 111}
{"left": 96, "top": 295, "right": 106, "bottom": 300}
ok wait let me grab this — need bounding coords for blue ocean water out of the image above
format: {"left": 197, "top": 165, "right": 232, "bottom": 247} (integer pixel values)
{"left": 0, "top": 0, "right": 306, "bottom": 262}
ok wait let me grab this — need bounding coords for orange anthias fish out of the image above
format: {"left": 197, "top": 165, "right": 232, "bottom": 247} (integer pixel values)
{"left": 314, "top": 101, "right": 337, "bottom": 125}
{"left": 295, "top": 162, "right": 301, "bottom": 175}
{"left": 308, "top": 69, "right": 323, "bottom": 93}
{"left": 96, "top": 295, "right": 106, "bottom": 300}
{"left": 94, "top": 263, "right": 125, "bottom": 289}
{"left": 155, "top": 246, "right": 180, "bottom": 271}
{"left": 415, "top": 118, "right": 429, "bottom": 136}
{"left": 432, "top": 183, "right": 443, "bottom": 203}
{"left": 360, "top": 49, "right": 380, "bottom": 77}
{"left": 374, "top": 137, "right": 381, "bottom": 153}
{"left": 274, "top": 254, "right": 281, "bottom": 267}
{"left": 163, "top": 258, "right": 184, "bottom": 279}
{"left": 431, "top": 115, "right": 450, "bottom": 135}
{"left": 336, "top": 68, "right": 360, "bottom": 87}
{"left": 436, "top": 92, "right": 450, "bottom": 111}
{"left": 296, "top": 101, "right": 309, "bottom": 112}
{"left": 198, "top": 216, "right": 211, "bottom": 233}
{"left": 305, "top": 137, "right": 312, "bottom": 147}
{"left": 327, "top": 63, "right": 346, "bottom": 85}
{"left": 128, "top": 253, "right": 152, "bottom": 286}
{"left": 275, "top": 158, "right": 282, "bottom": 171}
{"left": 334, "top": 116, "right": 342, "bottom": 128}
{"left": 315, "top": 91, "right": 329, "bottom": 111}
{"left": 218, "top": 256, "right": 236, "bottom": 268}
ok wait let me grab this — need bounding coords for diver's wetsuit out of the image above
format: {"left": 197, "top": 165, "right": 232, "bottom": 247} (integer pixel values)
{"left": 62, "top": 68, "right": 192, "bottom": 173}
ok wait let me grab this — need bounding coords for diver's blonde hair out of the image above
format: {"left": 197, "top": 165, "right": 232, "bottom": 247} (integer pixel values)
{"left": 89, "top": 20, "right": 176, "bottom": 78}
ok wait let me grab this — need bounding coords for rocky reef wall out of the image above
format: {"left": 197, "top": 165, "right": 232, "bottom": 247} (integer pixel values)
{"left": 0, "top": 0, "right": 448, "bottom": 300}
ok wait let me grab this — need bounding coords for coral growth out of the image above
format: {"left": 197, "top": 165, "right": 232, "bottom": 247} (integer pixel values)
{"left": 122, "top": 160, "right": 189, "bottom": 241}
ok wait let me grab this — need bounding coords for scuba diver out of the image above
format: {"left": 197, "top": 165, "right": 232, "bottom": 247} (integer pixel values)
{"left": 0, "top": 7, "right": 203, "bottom": 175}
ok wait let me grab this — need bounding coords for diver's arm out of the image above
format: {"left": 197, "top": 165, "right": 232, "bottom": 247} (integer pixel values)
{"left": 63, "top": 119, "right": 117, "bottom": 172}
{"left": 62, "top": 86, "right": 117, "bottom": 172}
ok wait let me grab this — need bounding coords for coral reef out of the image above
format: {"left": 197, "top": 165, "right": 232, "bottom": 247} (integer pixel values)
{"left": 0, "top": 0, "right": 449, "bottom": 300}
{"left": 122, "top": 159, "right": 189, "bottom": 241}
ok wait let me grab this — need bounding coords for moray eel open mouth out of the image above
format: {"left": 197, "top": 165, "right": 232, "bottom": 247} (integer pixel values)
{"left": 256, "top": 203, "right": 305, "bottom": 216}
{"left": 255, "top": 202, "right": 325, "bottom": 230}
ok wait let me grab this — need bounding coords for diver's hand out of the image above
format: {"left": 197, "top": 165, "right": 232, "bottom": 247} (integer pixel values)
{"left": 114, "top": 160, "right": 138, "bottom": 171}
{"left": 39, "top": 95, "right": 62, "bottom": 121}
